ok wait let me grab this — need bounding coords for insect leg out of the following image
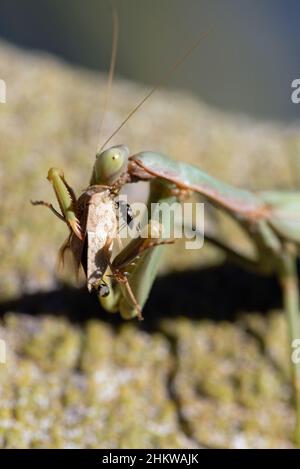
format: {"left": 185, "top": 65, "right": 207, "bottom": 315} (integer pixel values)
{"left": 279, "top": 247, "right": 300, "bottom": 447}
{"left": 30, "top": 200, "right": 65, "bottom": 222}
{"left": 47, "top": 168, "right": 83, "bottom": 240}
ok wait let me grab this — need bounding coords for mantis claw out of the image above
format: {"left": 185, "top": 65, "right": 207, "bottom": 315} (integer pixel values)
{"left": 68, "top": 217, "right": 83, "bottom": 241}
{"left": 46, "top": 168, "right": 84, "bottom": 240}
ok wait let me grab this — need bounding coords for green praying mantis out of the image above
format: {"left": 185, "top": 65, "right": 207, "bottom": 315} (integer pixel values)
{"left": 31, "top": 15, "right": 300, "bottom": 446}
{"left": 31, "top": 149, "right": 175, "bottom": 321}
{"left": 32, "top": 144, "right": 300, "bottom": 445}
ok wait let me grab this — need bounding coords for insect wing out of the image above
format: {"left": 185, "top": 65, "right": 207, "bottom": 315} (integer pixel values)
{"left": 86, "top": 190, "right": 117, "bottom": 291}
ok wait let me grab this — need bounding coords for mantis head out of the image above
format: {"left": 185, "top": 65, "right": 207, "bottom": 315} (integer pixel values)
{"left": 92, "top": 145, "right": 129, "bottom": 185}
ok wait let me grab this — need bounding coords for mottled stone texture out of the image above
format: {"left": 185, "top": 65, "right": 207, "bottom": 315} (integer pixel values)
{"left": 0, "top": 312, "right": 294, "bottom": 448}
{"left": 0, "top": 42, "right": 299, "bottom": 448}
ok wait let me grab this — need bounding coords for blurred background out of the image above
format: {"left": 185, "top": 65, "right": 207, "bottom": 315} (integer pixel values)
{"left": 0, "top": 0, "right": 300, "bottom": 122}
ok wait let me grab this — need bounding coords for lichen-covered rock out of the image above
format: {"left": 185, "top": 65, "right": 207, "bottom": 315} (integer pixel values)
{"left": 0, "top": 311, "right": 295, "bottom": 448}
{"left": 1, "top": 41, "right": 300, "bottom": 299}
{"left": 161, "top": 312, "right": 294, "bottom": 449}
{"left": 0, "top": 314, "right": 193, "bottom": 448}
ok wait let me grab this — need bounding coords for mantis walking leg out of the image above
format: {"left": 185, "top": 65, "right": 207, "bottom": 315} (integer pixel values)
{"left": 279, "top": 248, "right": 300, "bottom": 445}
{"left": 113, "top": 225, "right": 173, "bottom": 320}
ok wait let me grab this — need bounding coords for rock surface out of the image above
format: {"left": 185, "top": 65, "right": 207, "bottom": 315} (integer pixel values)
{"left": 0, "top": 311, "right": 294, "bottom": 448}
{"left": 0, "top": 42, "right": 299, "bottom": 448}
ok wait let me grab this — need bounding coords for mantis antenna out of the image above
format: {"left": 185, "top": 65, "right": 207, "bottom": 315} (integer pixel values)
{"left": 99, "top": 27, "right": 212, "bottom": 152}
{"left": 96, "top": 4, "right": 119, "bottom": 152}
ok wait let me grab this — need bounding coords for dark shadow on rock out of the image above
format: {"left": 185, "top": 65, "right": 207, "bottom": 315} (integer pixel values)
{"left": 146, "top": 262, "right": 281, "bottom": 323}
{"left": 0, "top": 283, "right": 116, "bottom": 324}
{"left": 0, "top": 262, "right": 282, "bottom": 328}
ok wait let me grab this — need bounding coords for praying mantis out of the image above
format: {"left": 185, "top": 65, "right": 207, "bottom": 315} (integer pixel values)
{"left": 31, "top": 12, "right": 300, "bottom": 446}
{"left": 32, "top": 163, "right": 173, "bottom": 321}
{"left": 32, "top": 144, "right": 300, "bottom": 445}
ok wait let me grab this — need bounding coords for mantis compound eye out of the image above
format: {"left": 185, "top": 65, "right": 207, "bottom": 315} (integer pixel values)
{"left": 94, "top": 145, "right": 129, "bottom": 185}
{"left": 98, "top": 282, "right": 110, "bottom": 298}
